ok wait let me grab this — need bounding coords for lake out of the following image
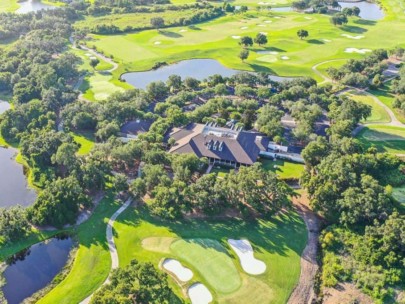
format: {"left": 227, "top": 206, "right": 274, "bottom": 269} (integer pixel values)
{"left": 2, "top": 236, "right": 73, "bottom": 304}
{"left": 121, "top": 59, "right": 290, "bottom": 89}
{"left": 338, "top": 2, "right": 384, "bottom": 21}
{"left": 0, "top": 147, "right": 37, "bottom": 208}
{"left": 16, "top": 0, "right": 55, "bottom": 14}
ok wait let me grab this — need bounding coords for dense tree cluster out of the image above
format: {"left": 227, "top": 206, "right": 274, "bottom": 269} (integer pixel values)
{"left": 320, "top": 213, "right": 405, "bottom": 300}
{"left": 91, "top": 259, "right": 179, "bottom": 304}
{"left": 326, "top": 49, "right": 389, "bottom": 88}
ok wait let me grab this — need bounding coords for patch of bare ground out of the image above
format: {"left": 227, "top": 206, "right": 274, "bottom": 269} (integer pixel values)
{"left": 288, "top": 191, "right": 322, "bottom": 304}
{"left": 322, "top": 282, "right": 374, "bottom": 304}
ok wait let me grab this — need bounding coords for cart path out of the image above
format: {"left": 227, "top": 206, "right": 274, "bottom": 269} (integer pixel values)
{"left": 79, "top": 199, "right": 131, "bottom": 304}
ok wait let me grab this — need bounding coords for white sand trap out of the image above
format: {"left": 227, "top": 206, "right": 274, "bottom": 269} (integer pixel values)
{"left": 162, "top": 259, "right": 193, "bottom": 282}
{"left": 188, "top": 283, "right": 213, "bottom": 304}
{"left": 241, "top": 26, "right": 248, "bottom": 29}
{"left": 260, "top": 32, "right": 268, "bottom": 35}
{"left": 85, "top": 53, "right": 92, "bottom": 57}
{"left": 264, "top": 20, "right": 272, "bottom": 23}
{"left": 341, "top": 34, "right": 364, "bottom": 40}
{"left": 179, "top": 29, "right": 187, "bottom": 32}
{"left": 228, "top": 239, "right": 266, "bottom": 275}
{"left": 304, "top": 16, "right": 312, "bottom": 20}
{"left": 322, "top": 39, "right": 332, "bottom": 42}
{"left": 269, "top": 51, "right": 279, "bottom": 55}
{"left": 89, "top": 56, "right": 97, "bottom": 60}
{"left": 154, "top": 41, "right": 161, "bottom": 45}
{"left": 345, "top": 48, "right": 372, "bottom": 54}
{"left": 231, "top": 35, "right": 241, "bottom": 39}
{"left": 258, "top": 1, "right": 271, "bottom": 4}
{"left": 281, "top": 56, "right": 290, "bottom": 60}
{"left": 274, "top": 16, "right": 281, "bottom": 19}
{"left": 258, "top": 24, "right": 266, "bottom": 27}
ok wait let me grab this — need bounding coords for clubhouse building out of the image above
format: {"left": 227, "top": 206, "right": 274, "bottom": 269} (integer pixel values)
{"left": 168, "top": 123, "right": 270, "bottom": 167}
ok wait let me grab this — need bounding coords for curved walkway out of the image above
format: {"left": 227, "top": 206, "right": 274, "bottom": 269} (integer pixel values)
{"left": 80, "top": 198, "right": 132, "bottom": 304}
{"left": 311, "top": 59, "right": 347, "bottom": 84}
{"left": 287, "top": 196, "right": 321, "bottom": 304}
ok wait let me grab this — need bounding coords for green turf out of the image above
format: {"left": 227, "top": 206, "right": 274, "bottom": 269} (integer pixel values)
{"left": 38, "top": 193, "right": 121, "bottom": 304}
{"left": 85, "top": 0, "right": 405, "bottom": 90}
{"left": 357, "top": 125, "right": 405, "bottom": 154}
{"left": 368, "top": 81, "right": 405, "bottom": 124}
{"left": 346, "top": 91, "right": 391, "bottom": 123}
{"left": 72, "top": 132, "right": 95, "bottom": 155}
{"left": 211, "top": 166, "right": 235, "bottom": 178}
{"left": 260, "top": 159, "right": 305, "bottom": 180}
{"left": 0, "top": 0, "right": 19, "bottom": 12}
{"left": 171, "top": 238, "right": 242, "bottom": 294}
{"left": 113, "top": 207, "right": 307, "bottom": 303}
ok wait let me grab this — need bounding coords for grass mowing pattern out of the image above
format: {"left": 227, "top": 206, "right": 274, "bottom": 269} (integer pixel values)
{"left": 113, "top": 207, "right": 306, "bottom": 303}
{"left": 171, "top": 238, "right": 242, "bottom": 294}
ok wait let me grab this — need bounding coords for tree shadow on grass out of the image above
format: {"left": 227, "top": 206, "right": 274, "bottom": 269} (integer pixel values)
{"left": 118, "top": 205, "right": 307, "bottom": 258}
{"left": 247, "top": 63, "right": 276, "bottom": 74}
{"left": 341, "top": 25, "right": 368, "bottom": 34}
{"left": 307, "top": 39, "right": 324, "bottom": 45}
{"left": 188, "top": 25, "right": 202, "bottom": 31}
{"left": 160, "top": 31, "right": 183, "bottom": 38}
{"left": 353, "top": 19, "right": 377, "bottom": 26}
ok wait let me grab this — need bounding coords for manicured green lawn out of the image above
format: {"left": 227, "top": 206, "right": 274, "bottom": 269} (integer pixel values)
{"left": 0, "top": 0, "right": 19, "bottom": 12}
{"left": 72, "top": 132, "right": 95, "bottom": 155}
{"left": 357, "top": 125, "right": 405, "bottom": 154}
{"left": 260, "top": 159, "right": 305, "bottom": 180}
{"left": 113, "top": 207, "right": 307, "bottom": 303}
{"left": 369, "top": 81, "right": 405, "bottom": 123}
{"left": 38, "top": 193, "right": 121, "bottom": 304}
{"left": 211, "top": 166, "right": 235, "bottom": 178}
{"left": 171, "top": 238, "right": 242, "bottom": 294}
{"left": 347, "top": 91, "right": 391, "bottom": 123}
{"left": 86, "top": 0, "right": 405, "bottom": 90}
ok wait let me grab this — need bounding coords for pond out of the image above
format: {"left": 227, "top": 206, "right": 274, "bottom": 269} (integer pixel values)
{"left": 0, "top": 147, "right": 37, "bottom": 208}
{"left": 121, "top": 59, "right": 290, "bottom": 89}
{"left": 16, "top": 0, "right": 56, "bottom": 14}
{"left": 2, "top": 236, "right": 73, "bottom": 304}
{"left": 338, "top": 2, "right": 384, "bottom": 21}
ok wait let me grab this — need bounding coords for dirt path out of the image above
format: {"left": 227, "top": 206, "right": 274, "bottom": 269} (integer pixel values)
{"left": 79, "top": 199, "right": 131, "bottom": 304}
{"left": 311, "top": 59, "right": 347, "bottom": 84}
{"left": 288, "top": 193, "right": 321, "bottom": 304}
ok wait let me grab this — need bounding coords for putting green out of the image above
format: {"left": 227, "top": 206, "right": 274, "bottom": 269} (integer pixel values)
{"left": 170, "top": 238, "right": 242, "bottom": 294}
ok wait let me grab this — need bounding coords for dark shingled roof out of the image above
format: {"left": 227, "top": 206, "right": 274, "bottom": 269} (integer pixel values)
{"left": 120, "top": 120, "right": 153, "bottom": 136}
{"left": 169, "top": 123, "right": 269, "bottom": 165}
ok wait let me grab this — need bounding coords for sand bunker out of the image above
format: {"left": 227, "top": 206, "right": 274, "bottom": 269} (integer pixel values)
{"left": 258, "top": 24, "right": 266, "bottom": 27}
{"left": 241, "top": 26, "right": 249, "bottom": 29}
{"left": 264, "top": 20, "right": 272, "bottom": 23}
{"left": 228, "top": 239, "right": 266, "bottom": 275}
{"left": 322, "top": 39, "right": 332, "bottom": 42}
{"left": 85, "top": 53, "right": 92, "bottom": 57}
{"left": 258, "top": 1, "right": 271, "bottom": 5}
{"left": 341, "top": 34, "right": 364, "bottom": 40}
{"left": 231, "top": 35, "right": 241, "bottom": 39}
{"left": 154, "top": 41, "right": 161, "bottom": 45}
{"left": 304, "top": 16, "right": 312, "bottom": 20}
{"left": 345, "top": 48, "right": 372, "bottom": 54}
{"left": 260, "top": 32, "right": 268, "bottom": 35}
{"left": 162, "top": 259, "right": 193, "bottom": 282}
{"left": 188, "top": 283, "right": 213, "bottom": 304}
{"left": 281, "top": 56, "right": 290, "bottom": 60}
{"left": 179, "top": 29, "right": 187, "bottom": 32}
{"left": 274, "top": 16, "right": 281, "bottom": 19}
